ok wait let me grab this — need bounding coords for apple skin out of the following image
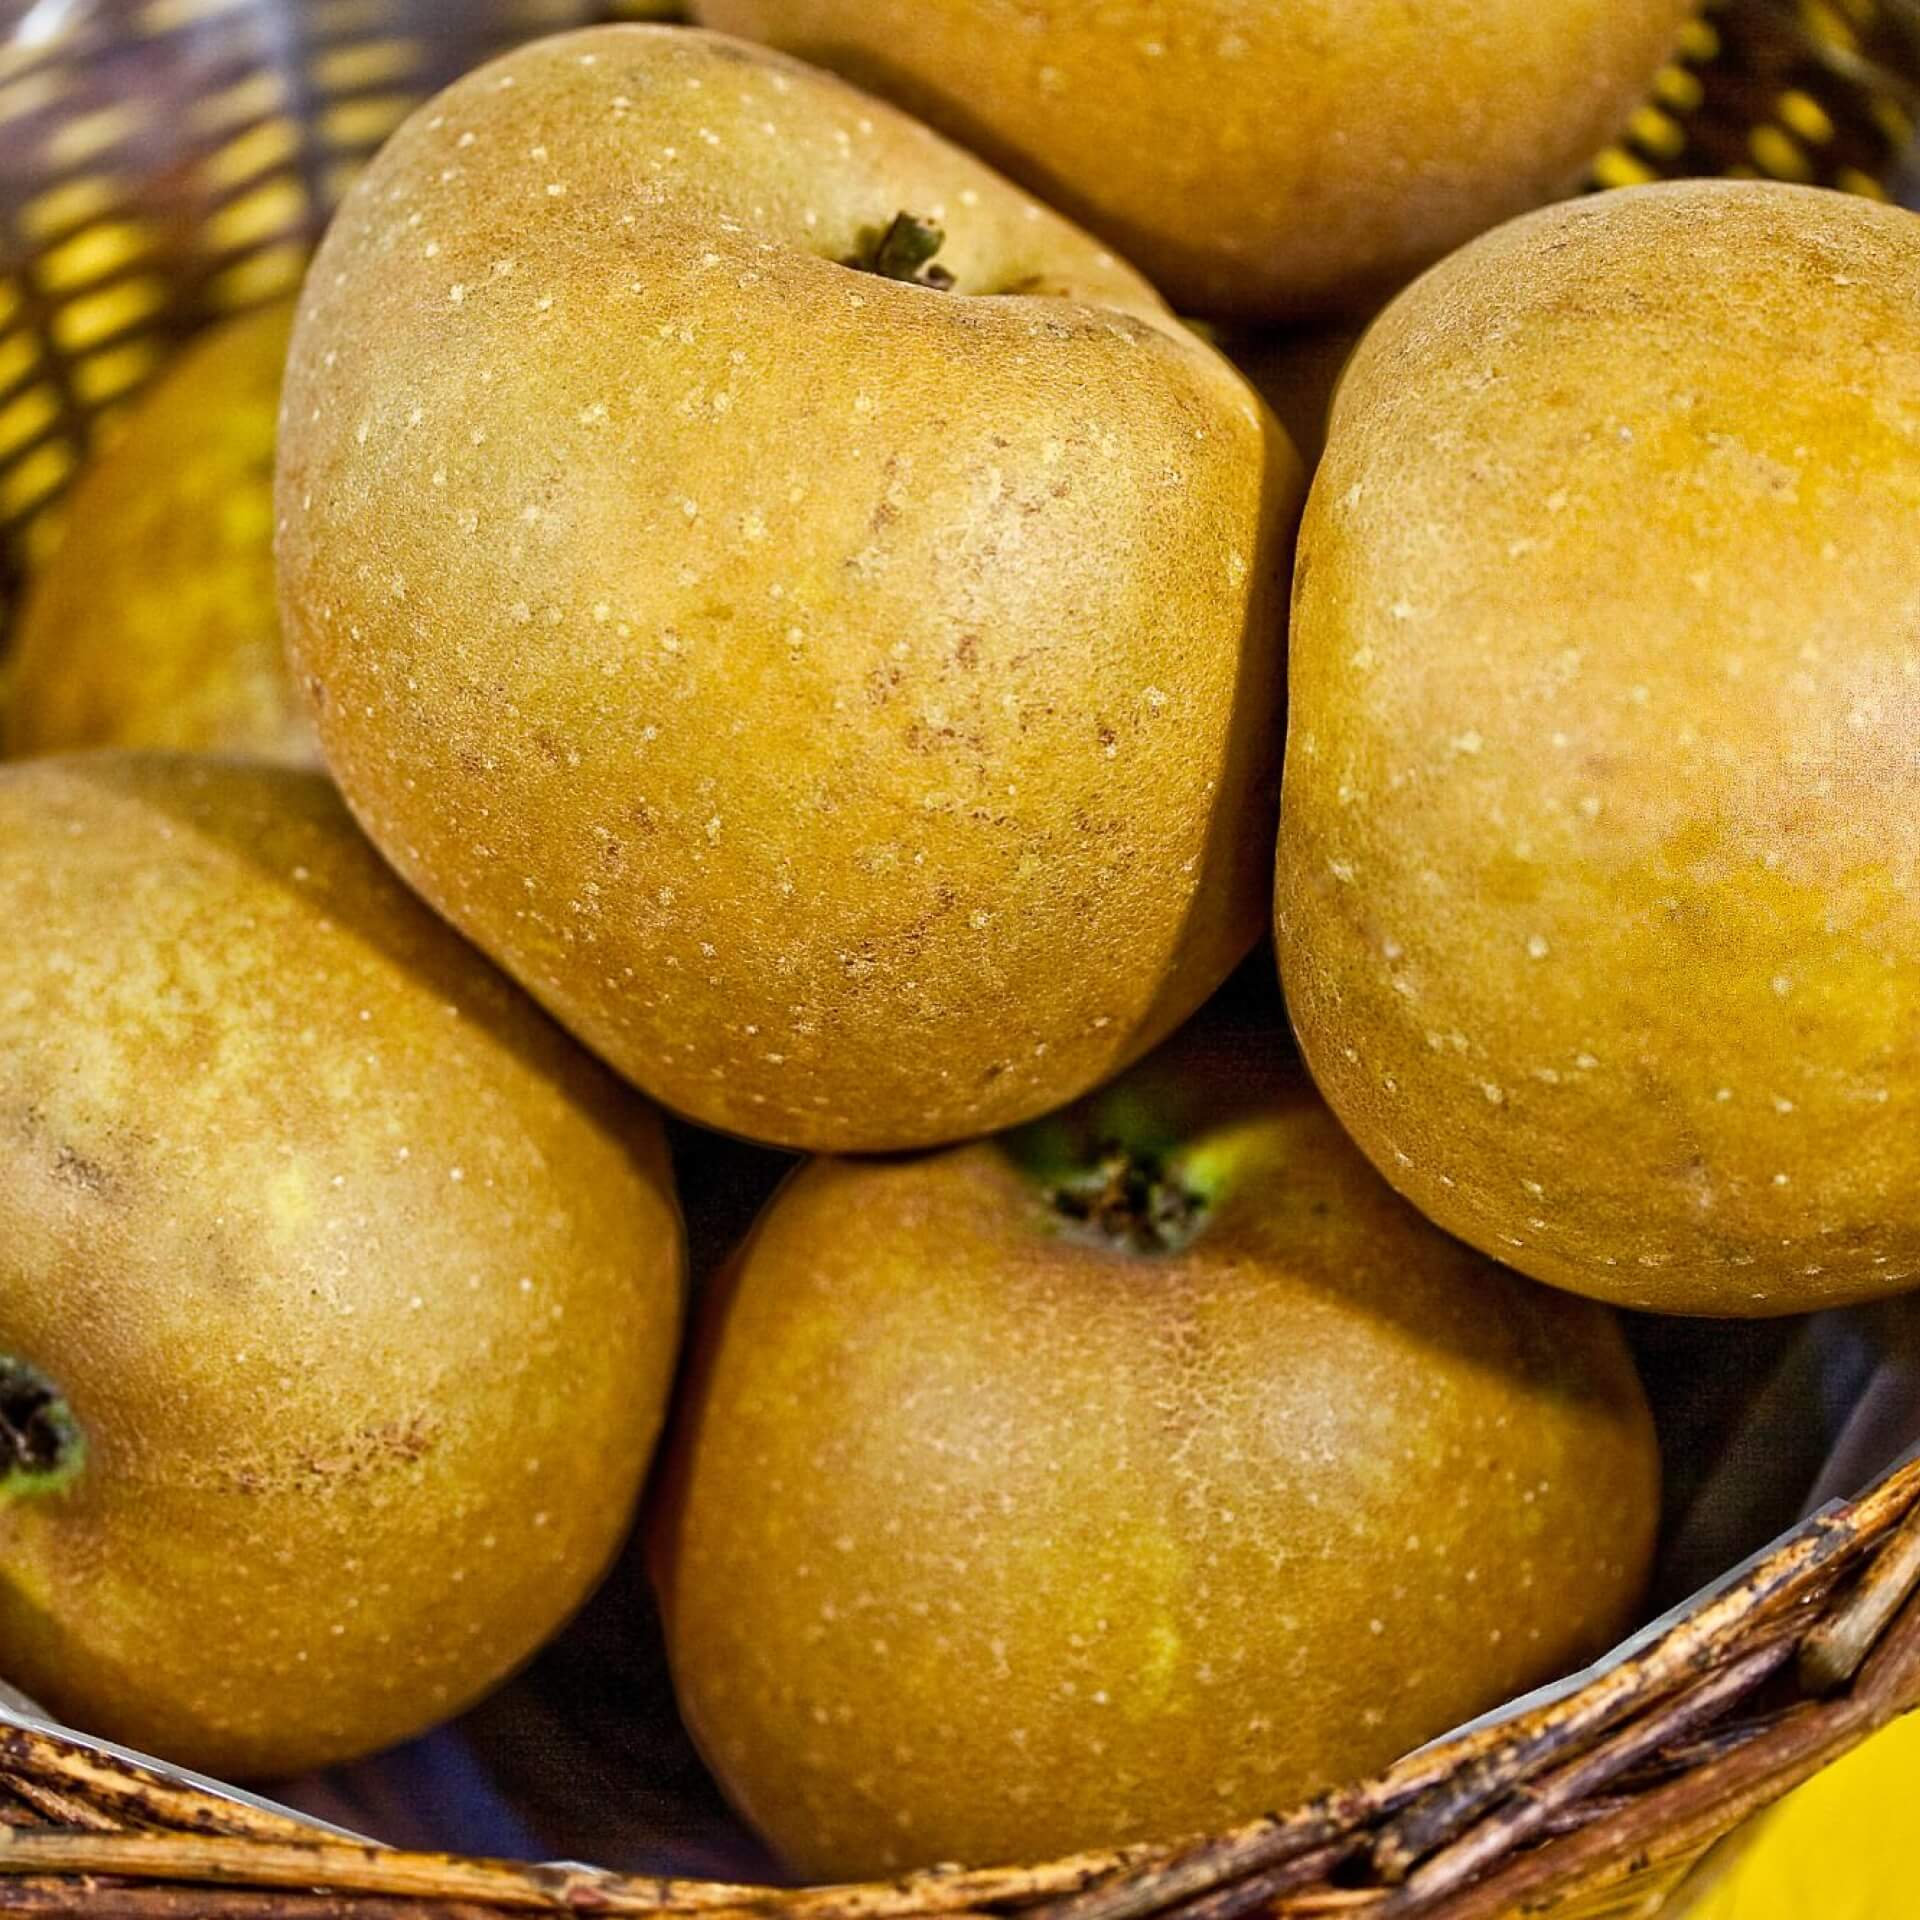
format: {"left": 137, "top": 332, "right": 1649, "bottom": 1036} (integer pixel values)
{"left": 0, "top": 755, "right": 683, "bottom": 1779}
{"left": 276, "top": 25, "right": 1301, "bottom": 1156}
{"left": 693, "top": 0, "right": 1694, "bottom": 320}
{"left": 1277, "top": 182, "right": 1920, "bottom": 1316}
{"left": 6, "top": 302, "right": 316, "bottom": 767}
{"left": 652, "top": 1010, "right": 1658, "bottom": 1876}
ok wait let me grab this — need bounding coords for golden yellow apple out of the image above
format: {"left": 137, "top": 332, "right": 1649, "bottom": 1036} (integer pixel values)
{"left": 0, "top": 755, "right": 683, "bottom": 1776}
{"left": 654, "top": 1005, "right": 1658, "bottom": 1874}
{"left": 6, "top": 303, "right": 315, "bottom": 766}
{"left": 1279, "top": 181, "right": 1920, "bottom": 1315}
{"left": 277, "top": 25, "right": 1300, "bottom": 1152}
{"left": 693, "top": 0, "right": 1694, "bottom": 318}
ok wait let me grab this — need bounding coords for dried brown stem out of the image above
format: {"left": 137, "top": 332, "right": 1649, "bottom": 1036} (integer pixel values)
{"left": 0, "top": 1729, "right": 321, "bottom": 1841}
{"left": 1800, "top": 1496, "right": 1920, "bottom": 1692}
{"left": 0, "top": 1772, "right": 122, "bottom": 1832}
{"left": 0, "top": 1887, "right": 479, "bottom": 1919}
{"left": 1632, "top": 1715, "right": 1782, "bottom": 1778}
{"left": 773, "top": 1855, "right": 1163, "bottom": 1918}
{"left": 1385, "top": 1633, "right": 1798, "bottom": 1910}
{"left": 0, "top": 1832, "right": 782, "bottom": 1916}
{"left": 1152, "top": 1844, "right": 1357, "bottom": 1920}
{"left": 1530, "top": 1794, "right": 1634, "bottom": 1840}
{"left": 1401, "top": 1586, "right": 1920, "bottom": 1920}
{"left": 1032, "top": 1807, "right": 1357, "bottom": 1920}
{"left": 0, "top": 1828, "right": 1157, "bottom": 1920}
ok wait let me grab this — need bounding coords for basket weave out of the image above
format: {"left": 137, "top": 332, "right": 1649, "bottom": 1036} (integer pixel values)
{"left": 3, "top": 1, "right": 1920, "bottom": 1915}
{"left": 0, "top": 0, "right": 1914, "bottom": 614}
{"left": 5, "top": 1450, "right": 1920, "bottom": 1919}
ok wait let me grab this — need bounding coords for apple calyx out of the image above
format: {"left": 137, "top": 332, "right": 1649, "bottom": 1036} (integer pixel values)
{"left": 0, "top": 1357, "right": 85, "bottom": 1502}
{"left": 849, "top": 212, "right": 955, "bottom": 291}
{"left": 1047, "top": 1144, "right": 1207, "bottom": 1255}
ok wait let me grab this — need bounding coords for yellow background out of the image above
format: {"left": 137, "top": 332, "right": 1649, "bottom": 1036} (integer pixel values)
{"left": 1673, "top": 1711, "right": 1920, "bottom": 1917}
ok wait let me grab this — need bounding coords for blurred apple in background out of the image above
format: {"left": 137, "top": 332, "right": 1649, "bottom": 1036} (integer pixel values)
{"left": 5, "top": 304, "right": 314, "bottom": 767}
{"left": 693, "top": 0, "right": 1695, "bottom": 318}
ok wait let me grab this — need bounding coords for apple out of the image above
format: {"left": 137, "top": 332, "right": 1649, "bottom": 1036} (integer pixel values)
{"left": 6, "top": 302, "right": 315, "bottom": 766}
{"left": 653, "top": 996, "right": 1658, "bottom": 1875}
{"left": 276, "top": 24, "right": 1301, "bottom": 1154}
{"left": 0, "top": 755, "right": 683, "bottom": 1777}
{"left": 1278, "top": 181, "right": 1920, "bottom": 1314}
{"left": 693, "top": 0, "right": 1694, "bottom": 319}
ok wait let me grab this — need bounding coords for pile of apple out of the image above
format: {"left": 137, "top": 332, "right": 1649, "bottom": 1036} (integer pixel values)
{"left": 3, "top": 8, "right": 1918, "bottom": 1885}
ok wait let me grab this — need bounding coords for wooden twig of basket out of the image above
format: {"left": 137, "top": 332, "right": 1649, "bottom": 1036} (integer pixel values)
{"left": 6, "top": 1450, "right": 1920, "bottom": 1920}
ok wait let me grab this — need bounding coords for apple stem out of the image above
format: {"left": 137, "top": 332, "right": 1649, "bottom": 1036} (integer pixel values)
{"left": 849, "top": 213, "right": 956, "bottom": 291}
{"left": 0, "top": 1356, "right": 85, "bottom": 1502}
{"left": 1048, "top": 1144, "right": 1207, "bottom": 1255}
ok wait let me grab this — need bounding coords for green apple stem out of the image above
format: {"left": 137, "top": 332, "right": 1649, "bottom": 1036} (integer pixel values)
{"left": 0, "top": 1356, "right": 84, "bottom": 1502}
{"left": 851, "top": 212, "right": 956, "bottom": 290}
{"left": 1048, "top": 1144, "right": 1207, "bottom": 1255}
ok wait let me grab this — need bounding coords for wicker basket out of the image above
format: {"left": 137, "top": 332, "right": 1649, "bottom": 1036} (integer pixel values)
{"left": 4, "top": 1, "right": 1920, "bottom": 1916}
{"left": 4, "top": 1450, "right": 1919, "bottom": 1918}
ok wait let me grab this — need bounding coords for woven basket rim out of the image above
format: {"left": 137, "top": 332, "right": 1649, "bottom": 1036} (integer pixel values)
{"left": 6, "top": 1444, "right": 1920, "bottom": 1919}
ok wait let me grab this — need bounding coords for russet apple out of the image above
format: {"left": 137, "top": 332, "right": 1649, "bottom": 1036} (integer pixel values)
{"left": 6, "top": 302, "right": 315, "bottom": 766}
{"left": 1278, "top": 182, "right": 1920, "bottom": 1315}
{"left": 0, "top": 755, "right": 682, "bottom": 1777}
{"left": 693, "top": 0, "right": 1694, "bottom": 319}
{"left": 653, "top": 1003, "right": 1658, "bottom": 1874}
{"left": 276, "top": 25, "right": 1300, "bottom": 1154}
